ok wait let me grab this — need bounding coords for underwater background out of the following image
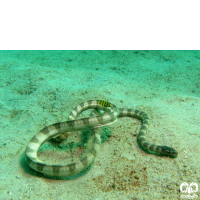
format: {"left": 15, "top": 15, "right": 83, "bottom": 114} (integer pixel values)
{"left": 0, "top": 50, "right": 199, "bottom": 199}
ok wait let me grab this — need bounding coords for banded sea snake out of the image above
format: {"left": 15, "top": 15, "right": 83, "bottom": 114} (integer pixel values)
{"left": 25, "top": 100, "right": 178, "bottom": 177}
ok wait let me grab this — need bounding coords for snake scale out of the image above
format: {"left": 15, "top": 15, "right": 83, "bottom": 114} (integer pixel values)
{"left": 25, "top": 100, "right": 178, "bottom": 177}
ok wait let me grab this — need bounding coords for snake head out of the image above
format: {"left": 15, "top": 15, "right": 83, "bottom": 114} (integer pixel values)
{"left": 159, "top": 146, "right": 178, "bottom": 158}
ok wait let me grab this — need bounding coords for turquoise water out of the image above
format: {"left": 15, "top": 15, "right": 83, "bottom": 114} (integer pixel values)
{"left": 0, "top": 50, "right": 199, "bottom": 200}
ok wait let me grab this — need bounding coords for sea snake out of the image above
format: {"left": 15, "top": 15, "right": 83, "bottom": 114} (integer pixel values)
{"left": 25, "top": 100, "right": 178, "bottom": 177}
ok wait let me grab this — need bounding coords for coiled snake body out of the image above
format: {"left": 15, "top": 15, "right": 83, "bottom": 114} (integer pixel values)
{"left": 25, "top": 100, "right": 178, "bottom": 177}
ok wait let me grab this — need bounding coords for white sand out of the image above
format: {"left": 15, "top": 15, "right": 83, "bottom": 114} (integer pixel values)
{"left": 0, "top": 50, "right": 199, "bottom": 200}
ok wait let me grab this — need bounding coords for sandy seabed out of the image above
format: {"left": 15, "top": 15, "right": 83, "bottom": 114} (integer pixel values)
{"left": 0, "top": 50, "right": 199, "bottom": 200}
